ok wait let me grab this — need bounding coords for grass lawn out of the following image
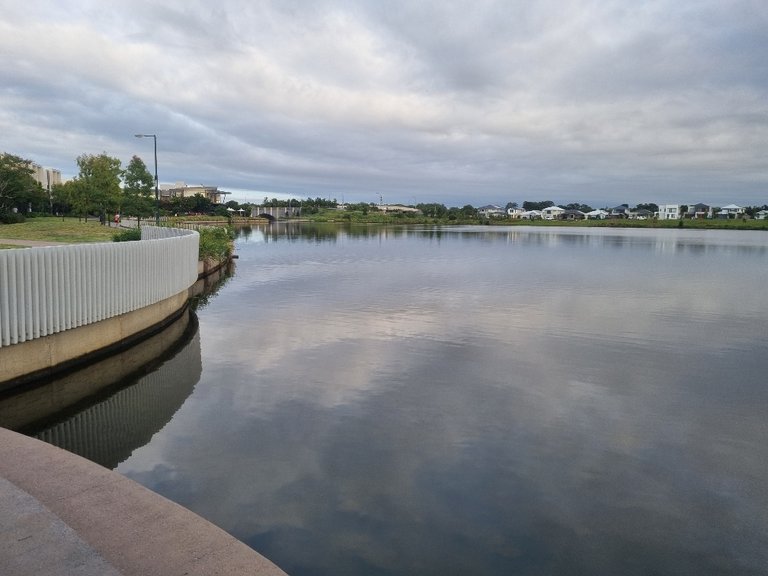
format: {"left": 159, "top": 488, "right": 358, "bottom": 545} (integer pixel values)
{"left": 0, "top": 217, "right": 121, "bottom": 243}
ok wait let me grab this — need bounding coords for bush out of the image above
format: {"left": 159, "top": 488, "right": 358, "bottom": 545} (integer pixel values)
{"left": 112, "top": 228, "right": 142, "bottom": 242}
{"left": 198, "top": 226, "right": 234, "bottom": 260}
{"left": 0, "top": 211, "right": 26, "bottom": 224}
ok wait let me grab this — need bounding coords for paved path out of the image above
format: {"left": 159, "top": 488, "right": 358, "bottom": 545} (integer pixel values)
{"left": 0, "top": 428, "right": 288, "bottom": 576}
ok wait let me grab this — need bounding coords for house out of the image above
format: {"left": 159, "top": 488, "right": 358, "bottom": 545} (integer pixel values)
{"left": 687, "top": 203, "right": 713, "bottom": 219}
{"left": 378, "top": 204, "right": 421, "bottom": 214}
{"left": 585, "top": 209, "right": 608, "bottom": 219}
{"left": 755, "top": 210, "right": 768, "bottom": 220}
{"left": 717, "top": 204, "right": 746, "bottom": 219}
{"left": 629, "top": 208, "right": 653, "bottom": 220}
{"left": 520, "top": 210, "right": 542, "bottom": 220}
{"left": 541, "top": 205, "right": 565, "bottom": 220}
{"left": 657, "top": 204, "right": 681, "bottom": 220}
{"left": 559, "top": 209, "right": 586, "bottom": 220}
{"left": 478, "top": 205, "right": 506, "bottom": 218}
{"left": 507, "top": 207, "right": 525, "bottom": 218}
{"left": 163, "top": 182, "right": 230, "bottom": 204}
{"left": 609, "top": 204, "right": 631, "bottom": 218}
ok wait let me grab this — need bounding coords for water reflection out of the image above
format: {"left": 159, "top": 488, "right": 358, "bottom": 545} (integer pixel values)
{"left": 9, "top": 224, "right": 768, "bottom": 575}
{"left": 112, "top": 225, "right": 768, "bottom": 576}
{"left": 34, "top": 322, "right": 202, "bottom": 469}
{"left": 235, "top": 222, "right": 768, "bottom": 256}
{"left": 0, "top": 311, "right": 202, "bottom": 469}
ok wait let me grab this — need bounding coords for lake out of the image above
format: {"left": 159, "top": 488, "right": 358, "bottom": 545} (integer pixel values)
{"left": 25, "top": 224, "right": 768, "bottom": 575}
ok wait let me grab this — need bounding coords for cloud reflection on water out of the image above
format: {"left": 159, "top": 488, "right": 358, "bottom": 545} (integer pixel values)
{"left": 118, "top": 226, "right": 768, "bottom": 576}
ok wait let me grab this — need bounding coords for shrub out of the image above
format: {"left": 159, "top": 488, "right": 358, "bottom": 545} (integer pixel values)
{"left": 198, "top": 226, "right": 234, "bottom": 260}
{"left": 112, "top": 228, "right": 142, "bottom": 242}
{"left": 0, "top": 212, "right": 26, "bottom": 224}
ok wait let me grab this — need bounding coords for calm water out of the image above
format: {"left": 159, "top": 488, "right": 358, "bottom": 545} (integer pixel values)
{"left": 29, "top": 225, "right": 768, "bottom": 574}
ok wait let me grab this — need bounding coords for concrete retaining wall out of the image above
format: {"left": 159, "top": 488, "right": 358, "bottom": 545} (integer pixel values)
{"left": 0, "top": 227, "right": 199, "bottom": 389}
{"left": 0, "top": 226, "right": 198, "bottom": 348}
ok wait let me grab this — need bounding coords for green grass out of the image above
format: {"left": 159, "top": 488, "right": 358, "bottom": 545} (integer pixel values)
{"left": 0, "top": 217, "right": 121, "bottom": 243}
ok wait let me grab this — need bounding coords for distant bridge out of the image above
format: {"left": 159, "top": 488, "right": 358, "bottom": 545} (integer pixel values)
{"left": 250, "top": 206, "right": 302, "bottom": 221}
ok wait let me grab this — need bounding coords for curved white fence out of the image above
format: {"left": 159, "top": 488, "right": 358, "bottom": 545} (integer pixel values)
{"left": 0, "top": 227, "right": 199, "bottom": 348}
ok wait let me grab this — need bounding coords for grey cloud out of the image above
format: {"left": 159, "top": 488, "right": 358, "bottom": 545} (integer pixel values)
{"left": 1, "top": 0, "right": 766, "bottom": 206}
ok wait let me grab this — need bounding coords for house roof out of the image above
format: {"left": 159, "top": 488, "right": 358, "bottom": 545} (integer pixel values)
{"left": 722, "top": 204, "right": 743, "bottom": 210}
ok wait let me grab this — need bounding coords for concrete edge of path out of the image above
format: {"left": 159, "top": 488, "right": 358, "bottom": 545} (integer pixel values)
{"left": 0, "top": 427, "right": 288, "bottom": 576}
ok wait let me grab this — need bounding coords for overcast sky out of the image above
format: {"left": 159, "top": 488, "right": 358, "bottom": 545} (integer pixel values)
{"left": 2, "top": 0, "right": 767, "bottom": 207}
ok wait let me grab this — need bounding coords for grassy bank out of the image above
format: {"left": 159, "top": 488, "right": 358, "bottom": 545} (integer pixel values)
{"left": 0, "top": 217, "right": 235, "bottom": 262}
{"left": 0, "top": 217, "right": 121, "bottom": 244}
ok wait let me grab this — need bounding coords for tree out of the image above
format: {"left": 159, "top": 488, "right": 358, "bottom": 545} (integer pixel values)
{"left": 634, "top": 202, "right": 659, "bottom": 213}
{"left": 122, "top": 155, "right": 154, "bottom": 225}
{"left": 565, "top": 202, "right": 593, "bottom": 212}
{"left": 416, "top": 203, "right": 448, "bottom": 218}
{"left": 0, "top": 153, "right": 44, "bottom": 220}
{"left": 505, "top": 202, "right": 519, "bottom": 210}
{"left": 72, "top": 153, "right": 123, "bottom": 222}
{"left": 522, "top": 200, "right": 555, "bottom": 211}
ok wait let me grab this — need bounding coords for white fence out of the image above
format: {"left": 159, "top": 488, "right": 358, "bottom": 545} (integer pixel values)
{"left": 0, "top": 227, "right": 199, "bottom": 348}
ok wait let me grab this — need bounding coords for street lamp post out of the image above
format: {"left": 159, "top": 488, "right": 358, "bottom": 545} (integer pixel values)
{"left": 134, "top": 134, "right": 159, "bottom": 225}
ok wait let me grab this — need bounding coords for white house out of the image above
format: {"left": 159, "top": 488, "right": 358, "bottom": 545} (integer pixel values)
{"left": 507, "top": 207, "right": 525, "bottom": 218}
{"left": 755, "top": 210, "right": 768, "bottom": 220}
{"left": 520, "top": 210, "right": 542, "bottom": 219}
{"left": 717, "top": 204, "right": 745, "bottom": 219}
{"left": 541, "top": 205, "right": 565, "bottom": 220}
{"left": 657, "top": 204, "right": 681, "bottom": 220}
{"left": 478, "top": 205, "right": 506, "bottom": 218}
{"left": 585, "top": 209, "right": 608, "bottom": 219}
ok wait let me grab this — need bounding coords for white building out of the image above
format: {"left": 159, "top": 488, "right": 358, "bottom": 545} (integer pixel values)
{"left": 658, "top": 205, "right": 681, "bottom": 220}
{"left": 478, "top": 205, "right": 506, "bottom": 218}
{"left": 163, "top": 182, "right": 230, "bottom": 204}
{"left": 541, "top": 205, "right": 565, "bottom": 220}
{"left": 377, "top": 204, "right": 421, "bottom": 214}
{"left": 29, "top": 163, "right": 62, "bottom": 190}
{"left": 717, "top": 204, "right": 745, "bottom": 219}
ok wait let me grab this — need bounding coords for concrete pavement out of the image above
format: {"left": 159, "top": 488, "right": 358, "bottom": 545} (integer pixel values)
{"left": 0, "top": 428, "right": 288, "bottom": 576}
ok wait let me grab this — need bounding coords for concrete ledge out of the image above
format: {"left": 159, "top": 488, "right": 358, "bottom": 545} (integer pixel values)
{"left": 0, "top": 427, "right": 288, "bottom": 576}
{"left": 0, "top": 291, "right": 189, "bottom": 391}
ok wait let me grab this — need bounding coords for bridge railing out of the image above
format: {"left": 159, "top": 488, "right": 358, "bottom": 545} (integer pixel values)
{"left": 0, "top": 227, "right": 199, "bottom": 348}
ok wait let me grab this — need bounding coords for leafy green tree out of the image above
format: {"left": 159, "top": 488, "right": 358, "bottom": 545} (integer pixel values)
{"left": 416, "top": 203, "right": 448, "bottom": 218}
{"left": 72, "top": 153, "right": 123, "bottom": 222}
{"left": 634, "top": 202, "right": 659, "bottom": 213}
{"left": 0, "top": 153, "right": 44, "bottom": 220}
{"left": 122, "top": 155, "right": 155, "bottom": 225}
{"left": 505, "top": 202, "right": 519, "bottom": 210}
{"left": 565, "top": 202, "right": 593, "bottom": 212}
{"left": 523, "top": 200, "right": 555, "bottom": 211}
{"left": 191, "top": 193, "right": 213, "bottom": 214}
